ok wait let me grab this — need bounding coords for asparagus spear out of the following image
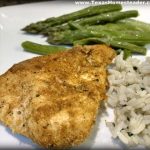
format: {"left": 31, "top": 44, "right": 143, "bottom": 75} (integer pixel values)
{"left": 22, "top": 41, "right": 68, "bottom": 55}
{"left": 47, "top": 24, "right": 150, "bottom": 45}
{"left": 68, "top": 22, "right": 83, "bottom": 30}
{"left": 123, "top": 49, "right": 132, "bottom": 59}
{"left": 23, "top": 4, "right": 122, "bottom": 34}
{"left": 60, "top": 20, "right": 150, "bottom": 34}
{"left": 77, "top": 10, "right": 138, "bottom": 26}
{"left": 73, "top": 37, "right": 146, "bottom": 55}
{"left": 119, "top": 19, "right": 150, "bottom": 33}
{"left": 48, "top": 21, "right": 83, "bottom": 33}
{"left": 47, "top": 29, "right": 103, "bottom": 44}
{"left": 45, "top": 10, "right": 138, "bottom": 33}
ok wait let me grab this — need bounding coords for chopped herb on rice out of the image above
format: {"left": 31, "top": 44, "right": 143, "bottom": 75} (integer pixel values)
{"left": 106, "top": 52, "right": 150, "bottom": 148}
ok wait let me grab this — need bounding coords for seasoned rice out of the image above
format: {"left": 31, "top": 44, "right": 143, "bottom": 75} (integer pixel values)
{"left": 106, "top": 52, "right": 150, "bottom": 147}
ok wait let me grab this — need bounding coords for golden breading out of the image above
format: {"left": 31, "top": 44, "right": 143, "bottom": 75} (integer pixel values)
{"left": 0, "top": 45, "right": 115, "bottom": 148}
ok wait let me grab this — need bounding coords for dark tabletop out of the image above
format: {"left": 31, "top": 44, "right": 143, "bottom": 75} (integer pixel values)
{"left": 0, "top": 0, "right": 49, "bottom": 7}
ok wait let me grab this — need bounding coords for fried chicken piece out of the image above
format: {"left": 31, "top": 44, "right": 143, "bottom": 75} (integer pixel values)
{"left": 0, "top": 45, "right": 115, "bottom": 148}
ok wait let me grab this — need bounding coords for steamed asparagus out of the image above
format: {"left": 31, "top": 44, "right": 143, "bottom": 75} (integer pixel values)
{"left": 47, "top": 25, "right": 150, "bottom": 45}
{"left": 23, "top": 4, "right": 122, "bottom": 34}
{"left": 119, "top": 19, "right": 150, "bottom": 33}
{"left": 22, "top": 4, "right": 150, "bottom": 58}
{"left": 45, "top": 10, "right": 138, "bottom": 33}
{"left": 73, "top": 37, "right": 146, "bottom": 55}
{"left": 124, "top": 49, "right": 132, "bottom": 59}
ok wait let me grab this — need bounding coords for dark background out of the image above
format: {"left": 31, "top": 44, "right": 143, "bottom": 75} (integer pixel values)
{"left": 1, "top": 0, "right": 150, "bottom": 6}
{"left": 0, "top": 0, "right": 49, "bottom": 7}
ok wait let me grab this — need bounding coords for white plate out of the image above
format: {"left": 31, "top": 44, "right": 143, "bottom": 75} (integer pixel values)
{"left": 0, "top": 1, "right": 150, "bottom": 149}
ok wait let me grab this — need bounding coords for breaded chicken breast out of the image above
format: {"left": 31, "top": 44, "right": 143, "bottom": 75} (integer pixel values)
{"left": 0, "top": 45, "right": 115, "bottom": 148}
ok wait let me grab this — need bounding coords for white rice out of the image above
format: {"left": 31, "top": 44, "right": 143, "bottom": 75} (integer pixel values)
{"left": 106, "top": 52, "right": 150, "bottom": 148}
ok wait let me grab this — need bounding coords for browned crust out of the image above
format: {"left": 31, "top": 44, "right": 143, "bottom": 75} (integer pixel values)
{"left": 0, "top": 45, "right": 116, "bottom": 148}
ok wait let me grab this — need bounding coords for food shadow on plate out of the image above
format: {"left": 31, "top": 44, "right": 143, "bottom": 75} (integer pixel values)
{"left": 103, "top": 104, "right": 128, "bottom": 150}
{"left": 111, "top": 138, "right": 144, "bottom": 150}
{"left": 4, "top": 127, "right": 42, "bottom": 150}
{"left": 111, "top": 137, "right": 128, "bottom": 150}
{"left": 4, "top": 102, "right": 104, "bottom": 150}
{"left": 72, "top": 103, "right": 105, "bottom": 150}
